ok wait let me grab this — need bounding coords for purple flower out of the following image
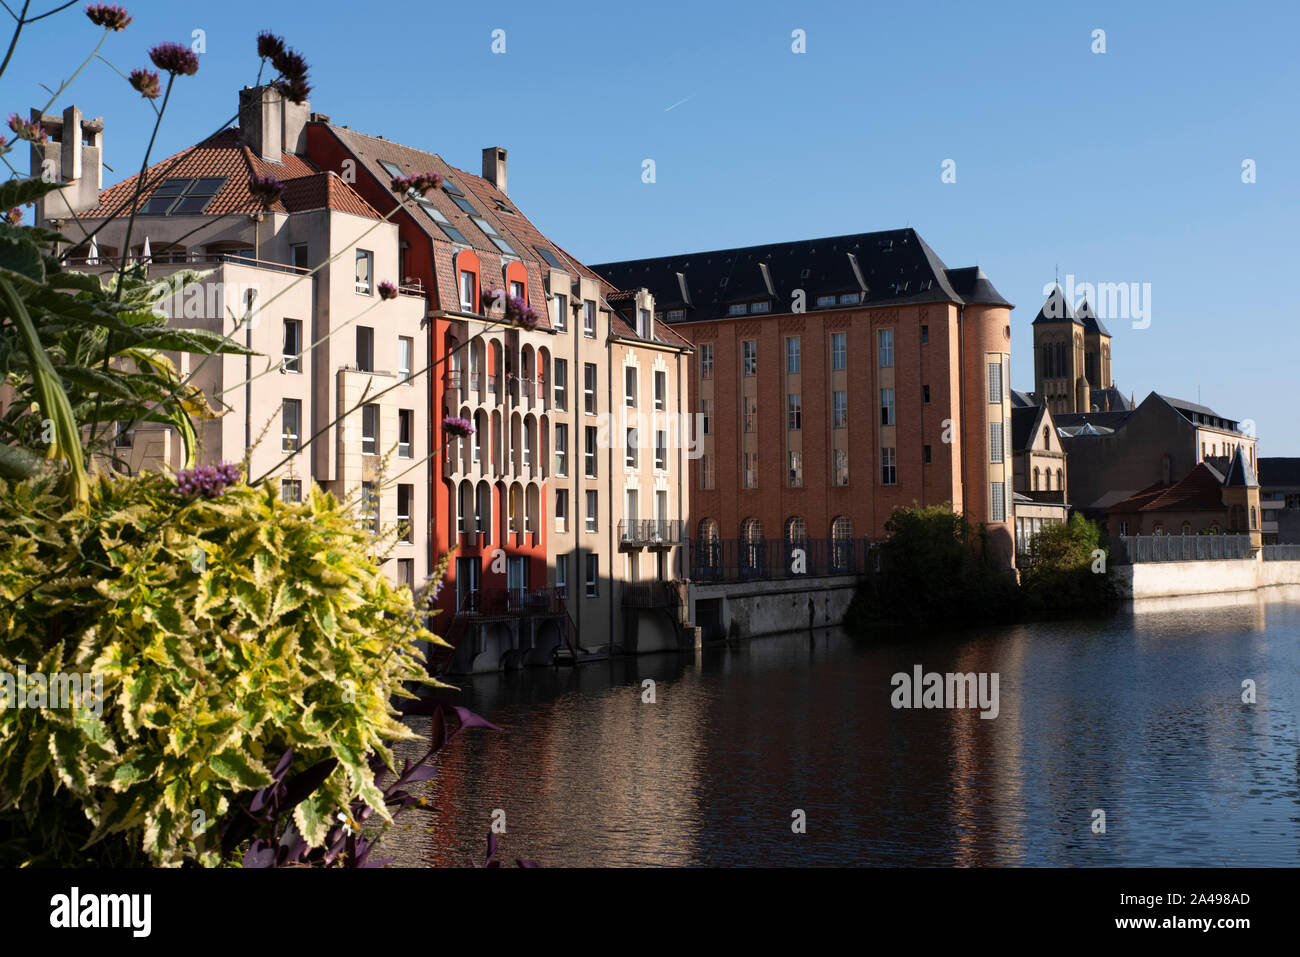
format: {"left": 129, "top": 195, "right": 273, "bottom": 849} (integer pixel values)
{"left": 378, "top": 281, "right": 397, "bottom": 300}
{"left": 129, "top": 68, "right": 160, "bottom": 99}
{"left": 149, "top": 41, "right": 199, "bottom": 76}
{"left": 174, "top": 462, "right": 242, "bottom": 499}
{"left": 7, "top": 113, "right": 47, "bottom": 144}
{"left": 274, "top": 76, "right": 312, "bottom": 106}
{"left": 504, "top": 295, "right": 541, "bottom": 330}
{"left": 256, "top": 31, "right": 286, "bottom": 61}
{"left": 442, "top": 416, "right": 475, "bottom": 439}
{"left": 480, "top": 287, "right": 505, "bottom": 314}
{"left": 85, "top": 4, "right": 132, "bottom": 31}
{"left": 391, "top": 172, "right": 443, "bottom": 197}
{"left": 248, "top": 173, "right": 285, "bottom": 208}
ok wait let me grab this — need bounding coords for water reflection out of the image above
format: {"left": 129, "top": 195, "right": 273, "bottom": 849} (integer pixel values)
{"left": 380, "top": 597, "right": 1300, "bottom": 867}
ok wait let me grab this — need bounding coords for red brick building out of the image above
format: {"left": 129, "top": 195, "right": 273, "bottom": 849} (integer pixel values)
{"left": 595, "top": 230, "right": 1019, "bottom": 568}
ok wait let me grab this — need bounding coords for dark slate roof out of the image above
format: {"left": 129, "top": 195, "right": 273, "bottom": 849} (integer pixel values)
{"left": 1257, "top": 457, "right": 1300, "bottom": 487}
{"left": 1032, "top": 285, "right": 1081, "bottom": 325}
{"left": 1011, "top": 404, "right": 1047, "bottom": 452}
{"left": 1222, "top": 446, "right": 1259, "bottom": 488}
{"left": 1010, "top": 388, "right": 1037, "bottom": 409}
{"left": 1076, "top": 298, "right": 1111, "bottom": 336}
{"left": 590, "top": 228, "right": 1011, "bottom": 323}
{"left": 1054, "top": 410, "right": 1134, "bottom": 433}
{"left": 1088, "top": 386, "right": 1132, "bottom": 412}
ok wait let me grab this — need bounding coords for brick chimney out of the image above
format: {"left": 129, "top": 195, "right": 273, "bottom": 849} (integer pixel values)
{"left": 482, "top": 147, "right": 507, "bottom": 195}
{"left": 30, "top": 105, "right": 104, "bottom": 221}
{"left": 239, "top": 85, "right": 311, "bottom": 163}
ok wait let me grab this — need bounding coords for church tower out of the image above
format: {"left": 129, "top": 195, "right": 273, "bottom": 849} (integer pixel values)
{"left": 1032, "top": 286, "right": 1085, "bottom": 414}
{"left": 1077, "top": 297, "right": 1112, "bottom": 393}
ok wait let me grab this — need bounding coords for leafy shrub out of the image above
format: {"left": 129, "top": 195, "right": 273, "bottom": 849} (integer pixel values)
{"left": 0, "top": 470, "right": 451, "bottom": 866}
{"left": 1019, "top": 514, "right": 1117, "bottom": 614}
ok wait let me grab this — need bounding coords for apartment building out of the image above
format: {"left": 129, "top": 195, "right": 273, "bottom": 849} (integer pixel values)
{"left": 31, "top": 94, "right": 434, "bottom": 589}
{"left": 302, "top": 113, "right": 693, "bottom": 667}
{"left": 595, "top": 230, "right": 1019, "bottom": 568}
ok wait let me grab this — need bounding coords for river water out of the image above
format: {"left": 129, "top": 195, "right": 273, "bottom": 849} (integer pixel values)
{"left": 380, "top": 592, "right": 1300, "bottom": 867}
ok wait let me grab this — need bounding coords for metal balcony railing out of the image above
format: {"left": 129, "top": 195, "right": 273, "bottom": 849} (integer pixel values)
{"left": 456, "top": 587, "right": 565, "bottom": 617}
{"left": 689, "top": 537, "right": 872, "bottom": 583}
{"left": 1261, "top": 544, "right": 1300, "bottom": 561}
{"left": 618, "top": 519, "right": 686, "bottom": 547}
{"left": 1114, "top": 533, "right": 1253, "bottom": 563}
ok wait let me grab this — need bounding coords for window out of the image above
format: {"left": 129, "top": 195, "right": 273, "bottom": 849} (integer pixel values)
{"left": 585, "top": 426, "right": 597, "bottom": 477}
{"left": 356, "top": 327, "right": 374, "bottom": 372}
{"left": 510, "top": 280, "right": 525, "bottom": 301}
{"left": 636, "top": 307, "right": 651, "bottom": 337}
{"left": 585, "top": 555, "right": 599, "bottom": 597}
{"left": 728, "top": 304, "right": 748, "bottom": 317}
{"left": 881, "top": 447, "right": 897, "bottom": 485}
{"left": 655, "top": 430, "right": 667, "bottom": 471}
{"left": 139, "top": 176, "right": 225, "bottom": 215}
{"left": 280, "top": 479, "right": 301, "bottom": 503}
{"left": 817, "top": 295, "right": 837, "bottom": 308}
{"left": 991, "top": 482, "right": 1006, "bottom": 522}
{"left": 282, "top": 399, "right": 301, "bottom": 452}
{"left": 625, "top": 366, "right": 637, "bottom": 407}
{"left": 786, "top": 337, "right": 801, "bottom": 374}
{"left": 833, "top": 391, "right": 848, "bottom": 428}
{"left": 355, "top": 249, "right": 373, "bottom": 295}
{"left": 398, "top": 409, "right": 413, "bottom": 458}
{"left": 555, "top": 424, "right": 568, "bottom": 476}
{"left": 416, "top": 198, "right": 467, "bottom": 244}
{"left": 788, "top": 450, "right": 802, "bottom": 487}
{"left": 398, "top": 337, "right": 412, "bottom": 384}
{"left": 585, "top": 490, "right": 598, "bottom": 533}
{"left": 584, "top": 363, "right": 597, "bottom": 414}
{"left": 654, "top": 370, "right": 666, "bottom": 410}
{"left": 880, "top": 388, "right": 894, "bottom": 426}
{"left": 832, "top": 332, "right": 846, "bottom": 371}
{"left": 555, "top": 489, "right": 569, "bottom": 532}
{"left": 1119, "top": 520, "right": 1129, "bottom": 536}
{"left": 361, "top": 481, "right": 379, "bottom": 533}
{"left": 554, "top": 359, "right": 568, "bottom": 410}
{"left": 701, "top": 453, "right": 715, "bottom": 489}
{"left": 522, "top": 424, "right": 532, "bottom": 468}
{"left": 667, "top": 309, "right": 685, "bottom": 321}
{"left": 625, "top": 429, "right": 638, "bottom": 468}
{"left": 441, "top": 174, "right": 479, "bottom": 214}
{"left": 787, "top": 394, "right": 802, "bottom": 431}
{"left": 282, "top": 319, "right": 302, "bottom": 373}
{"left": 878, "top": 329, "right": 893, "bottom": 367}
{"left": 923, "top": 445, "right": 932, "bottom": 465}
{"left": 700, "top": 344, "right": 714, "bottom": 379}
{"left": 990, "top": 423, "right": 1003, "bottom": 464}
{"left": 112, "top": 421, "right": 133, "bottom": 448}
{"left": 920, "top": 324, "right": 929, "bottom": 344}
{"left": 583, "top": 300, "right": 596, "bottom": 337}
{"left": 549, "top": 293, "right": 568, "bottom": 333}
{"left": 834, "top": 449, "right": 849, "bottom": 486}
{"left": 555, "top": 554, "right": 568, "bottom": 598}
{"left": 743, "top": 340, "right": 757, "bottom": 376}
{"left": 397, "top": 484, "right": 413, "bottom": 543}
{"left": 702, "top": 398, "right": 712, "bottom": 435}
{"left": 839, "top": 293, "right": 859, "bottom": 305}
{"left": 743, "top": 452, "right": 757, "bottom": 488}
{"left": 362, "top": 404, "right": 378, "bottom": 455}
{"left": 750, "top": 301, "right": 770, "bottom": 314}
{"left": 472, "top": 216, "right": 515, "bottom": 255}
{"left": 922, "top": 384, "right": 930, "bottom": 404}
{"left": 292, "top": 244, "right": 310, "bottom": 271}
{"left": 459, "top": 270, "right": 475, "bottom": 310}
{"left": 396, "top": 559, "right": 414, "bottom": 589}
{"left": 987, "top": 362, "right": 1002, "bottom": 403}
{"left": 743, "top": 396, "right": 757, "bottom": 433}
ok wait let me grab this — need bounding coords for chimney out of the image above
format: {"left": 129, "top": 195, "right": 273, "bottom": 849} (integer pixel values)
{"left": 31, "top": 105, "right": 104, "bottom": 222}
{"left": 482, "top": 147, "right": 507, "bottom": 195}
{"left": 239, "top": 85, "right": 283, "bottom": 163}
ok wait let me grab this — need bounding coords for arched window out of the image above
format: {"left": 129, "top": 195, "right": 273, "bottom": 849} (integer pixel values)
{"left": 1056, "top": 468, "right": 1063, "bottom": 491}
{"left": 509, "top": 484, "right": 522, "bottom": 534}
{"left": 698, "top": 518, "right": 719, "bottom": 542}
{"left": 830, "top": 516, "right": 853, "bottom": 571}
{"left": 1043, "top": 426, "right": 1050, "bottom": 447}
{"left": 1045, "top": 470, "right": 1051, "bottom": 491}
{"left": 740, "top": 517, "right": 764, "bottom": 576}
{"left": 1182, "top": 522, "right": 1192, "bottom": 535}
{"left": 695, "top": 518, "right": 720, "bottom": 579}
{"left": 1250, "top": 506, "right": 1257, "bottom": 530}
{"left": 475, "top": 482, "right": 491, "bottom": 541}
{"left": 785, "top": 516, "right": 808, "bottom": 544}
{"left": 1033, "top": 467, "right": 1040, "bottom": 491}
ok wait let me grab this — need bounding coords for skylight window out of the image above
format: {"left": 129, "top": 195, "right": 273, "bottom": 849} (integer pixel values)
{"left": 415, "top": 197, "right": 468, "bottom": 244}
{"left": 378, "top": 160, "right": 405, "bottom": 179}
{"left": 534, "top": 245, "right": 565, "bottom": 269}
{"left": 441, "top": 175, "right": 480, "bottom": 215}
{"left": 140, "top": 177, "right": 225, "bottom": 215}
{"left": 472, "top": 216, "right": 515, "bottom": 255}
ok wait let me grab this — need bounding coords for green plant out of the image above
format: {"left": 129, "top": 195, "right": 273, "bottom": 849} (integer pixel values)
{"left": 1020, "top": 514, "right": 1116, "bottom": 613}
{"left": 0, "top": 469, "right": 451, "bottom": 866}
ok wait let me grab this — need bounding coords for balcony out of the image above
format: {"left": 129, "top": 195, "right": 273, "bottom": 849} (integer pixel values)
{"left": 690, "top": 538, "right": 872, "bottom": 583}
{"left": 618, "top": 519, "right": 686, "bottom": 549}
{"left": 456, "top": 587, "right": 565, "bottom": 619}
{"left": 622, "top": 581, "right": 689, "bottom": 611}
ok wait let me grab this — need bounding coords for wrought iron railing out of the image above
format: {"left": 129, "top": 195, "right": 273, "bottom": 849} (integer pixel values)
{"left": 456, "top": 587, "right": 564, "bottom": 617}
{"left": 689, "top": 537, "right": 871, "bottom": 582}
{"left": 618, "top": 519, "right": 687, "bottom": 547}
{"left": 1114, "top": 534, "right": 1253, "bottom": 563}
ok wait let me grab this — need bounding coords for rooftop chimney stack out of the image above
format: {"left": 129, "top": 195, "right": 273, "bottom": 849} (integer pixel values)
{"left": 30, "top": 105, "right": 104, "bottom": 222}
{"left": 483, "top": 147, "right": 507, "bottom": 195}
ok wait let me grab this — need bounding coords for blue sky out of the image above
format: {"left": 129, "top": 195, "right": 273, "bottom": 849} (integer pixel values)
{"left": 10, "top": 0, "right": 1299, "bottom": 451}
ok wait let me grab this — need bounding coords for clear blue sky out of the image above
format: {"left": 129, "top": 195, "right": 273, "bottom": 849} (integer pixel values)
{"left": 10, "top": 0, "right": 1299, "bottom": 452}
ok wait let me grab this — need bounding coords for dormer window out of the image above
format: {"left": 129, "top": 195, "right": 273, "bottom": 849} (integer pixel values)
{"left": 139, "top": 177, "right": 225, "bottom": 215}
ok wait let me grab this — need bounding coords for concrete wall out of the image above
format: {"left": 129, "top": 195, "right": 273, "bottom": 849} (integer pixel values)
{"left": 689, "top": 575, "right": 860, "bottom": 638}
{"left": 1112, "top": 557, "right": 1300, "bottom": 600}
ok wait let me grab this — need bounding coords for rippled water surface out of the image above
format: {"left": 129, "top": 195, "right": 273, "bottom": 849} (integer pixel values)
{"left": 380, "top": 595, "right": 1300, "bottom": 866}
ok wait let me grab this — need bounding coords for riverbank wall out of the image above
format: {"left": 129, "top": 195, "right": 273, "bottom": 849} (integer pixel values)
{"left": 688, "top": 575, "right": 861, "bottom": 641}
{"left": 1113, "top": 555, "right": 1300, "bottom": 601}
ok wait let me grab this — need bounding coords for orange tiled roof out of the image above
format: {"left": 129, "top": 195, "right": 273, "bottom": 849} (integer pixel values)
{"left": 1109, "top": 464, "right": 1226, "bottom": 514}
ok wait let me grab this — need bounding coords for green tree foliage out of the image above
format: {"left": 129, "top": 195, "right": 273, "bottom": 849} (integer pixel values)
{"left": 1019, "top": 514, "right": 1117, "bottom": 613}
{"left": 0, "top": 472, "right": 451, "bottom": 866}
